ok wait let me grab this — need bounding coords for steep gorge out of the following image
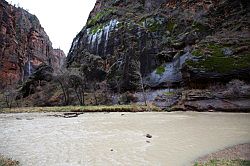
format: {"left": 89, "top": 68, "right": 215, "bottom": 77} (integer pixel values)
{"left": 0, "top": 0, "right": 65, "bottom": 89}
{"left": 1, "top": 0, "right": 249, "bottom": 109}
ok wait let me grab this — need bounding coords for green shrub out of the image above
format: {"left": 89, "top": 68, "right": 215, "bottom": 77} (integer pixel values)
{"left": 156, "top": 66, "right": 165, "bottom": 75}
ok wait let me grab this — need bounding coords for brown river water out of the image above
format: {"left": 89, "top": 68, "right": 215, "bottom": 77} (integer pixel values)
{"left": 0, "top": 112, "right": 250, "bottom": 166}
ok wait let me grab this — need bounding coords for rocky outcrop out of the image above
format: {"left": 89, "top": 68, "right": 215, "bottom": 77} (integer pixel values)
{"left": 51, "top": 49, "right": 66, "bottom": 74}
{"left": 67, "top": 0, "right": 249, "bottom": 91}
{"left": 0, "top": 0, "right": 65, "bottom": 89}
{"left": 171, "top": 80, "right": 250, "bottom": 112}
{"left": 181, "top": 0, "right": 250, "bottom": 86}
{"left": 19, "top": 64, "right": 54, "bottom": 98}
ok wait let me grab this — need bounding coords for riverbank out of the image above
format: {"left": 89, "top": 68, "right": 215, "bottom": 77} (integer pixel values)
{"left": 0, "top": 104, "right": 160, "bottom": 113}
{"left": 194, "top": 143, "right": 250, "bottom": 165}
{"left": 0, "top": 155, "right": 19, "bottom": 166}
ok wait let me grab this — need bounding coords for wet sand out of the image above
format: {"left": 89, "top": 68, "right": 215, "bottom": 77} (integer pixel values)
{"left": 0, "top": 112, "right": 250, "bottom": 166}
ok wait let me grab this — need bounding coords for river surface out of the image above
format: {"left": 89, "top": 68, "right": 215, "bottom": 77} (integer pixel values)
{"left": 0, "top": 112, "right": 250, "bottom": 166}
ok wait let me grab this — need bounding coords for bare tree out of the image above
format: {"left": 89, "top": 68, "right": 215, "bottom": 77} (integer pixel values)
{"left": 92, "top": 81, "right": 98, "bottom": 105}
{"left": 115, "top": 76, "right": 121, "bottom": 94}
{"left": 3, "top": 86, "right": 17, "bottom": 109}
{"left": 68, "top": 74, "right": 85, "bottom": 106}
{"left": 139, "top": 72, "right": 147, "bottom": 106}
{"left": 55, "top": 69, "right": 70, "bottom": 105}
{"left": 55, "top": 68, "right": 86, "bottom": 106}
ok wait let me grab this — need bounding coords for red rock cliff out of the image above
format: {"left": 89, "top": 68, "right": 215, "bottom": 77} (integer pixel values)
{"left": 0, "top": 0, "right": 65, "bottom": 88}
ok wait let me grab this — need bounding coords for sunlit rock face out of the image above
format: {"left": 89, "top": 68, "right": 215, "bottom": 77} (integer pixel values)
{"left": 67, "top": 0, "right": 250, "bottom": 91}
{"left": 0, "top": 0, "right": 66, "bottom": 88}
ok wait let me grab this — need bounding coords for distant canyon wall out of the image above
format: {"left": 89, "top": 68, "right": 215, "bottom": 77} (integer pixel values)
{"left": 0, "top": 0, "right": 65, "bottom": 88}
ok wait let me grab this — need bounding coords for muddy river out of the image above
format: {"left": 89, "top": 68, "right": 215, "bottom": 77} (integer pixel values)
{"left": 0, "top": 112, "right": 249, "bottom": 166}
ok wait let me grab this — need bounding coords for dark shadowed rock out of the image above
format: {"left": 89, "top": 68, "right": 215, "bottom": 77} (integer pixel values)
{"left": 19, "top": 64, "right": 54, "bottom": 98}
{"left": 146, "top": 134, "right": 152, "bottom": 138}
{"left": 184, "top": 99, "right": 250, "bottom": 112}
{"left": 172, "top": 81, "right": 250, "bottom": 112}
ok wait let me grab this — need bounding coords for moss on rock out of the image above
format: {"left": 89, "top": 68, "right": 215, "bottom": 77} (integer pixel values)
{"left": 156, "top": 66, "right": 165, "bottom": 75}
{"left": 167, "top": 20, "right": 177, "bottom": 33}
{"left": 87, "top": 8, "right": 117, "bottom": 27}
{"left": 191, "top": 49, "right": 203, "bottom": 57}
{"left": 188, "top": 43, "right": 250, "bottom": 73}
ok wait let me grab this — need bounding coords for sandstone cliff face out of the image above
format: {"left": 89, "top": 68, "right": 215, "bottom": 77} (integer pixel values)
{"left": 67, "top": 0, "right": 249, "bottom": 91}
{"left": 0, "top": 0, "right": 65, "bottom": 88}
{"left": 51, "top": 49, "right": 66, "bottom": 74}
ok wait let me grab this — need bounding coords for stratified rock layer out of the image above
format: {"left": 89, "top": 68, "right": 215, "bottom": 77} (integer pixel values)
{"left": 0, "top": 0, "right": 65, "bottom": 88}
{"left": 67, "top": 0, "right": 249, "bottom": 91}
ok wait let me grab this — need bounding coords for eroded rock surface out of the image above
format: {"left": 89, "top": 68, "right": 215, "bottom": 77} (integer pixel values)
{"left": 172, "top": 80, "right": 250, "bottom": 112}
{"left": 67, "top": 0, "right": 249, "bottom": 91}
{"left": 0, "top": 0, "right": 65, "bottom": 88}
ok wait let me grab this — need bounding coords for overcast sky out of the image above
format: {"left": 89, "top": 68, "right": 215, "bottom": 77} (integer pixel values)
{"left": 6, "top": 0, "right": 96, "bottom": 55}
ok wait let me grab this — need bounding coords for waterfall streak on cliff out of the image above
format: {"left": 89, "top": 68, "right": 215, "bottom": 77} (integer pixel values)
{"left": 86, "top": 19, "right": 119, "bottom": 55}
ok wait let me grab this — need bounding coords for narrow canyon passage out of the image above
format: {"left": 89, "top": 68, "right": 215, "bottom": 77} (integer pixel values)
{"left": 0, "top": 112, "right": 250, "bottom": 166}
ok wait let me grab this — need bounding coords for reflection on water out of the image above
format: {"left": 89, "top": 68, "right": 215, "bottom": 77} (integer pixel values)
{"left": 0, "top": 112, "right": 250, "bottom": 166}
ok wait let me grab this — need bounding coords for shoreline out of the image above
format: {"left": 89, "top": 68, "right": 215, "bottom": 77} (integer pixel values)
{"left": 1, "top": 105, "right": 250, "bottom": 114}
{"left": 0, "top": 105, "right": 160, "bottom": 113}
{"left": 194, "top": 143, "right": 250, "bottom": 165}
{"left": 0, "top": 155, "right": 19, "bottom": 166}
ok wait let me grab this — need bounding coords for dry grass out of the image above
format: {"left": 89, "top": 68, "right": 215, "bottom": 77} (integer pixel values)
{"left": 0, "top": 155, "right": 19, "bottom": 166}
{"left": 0, "top": 104, "right": 161, "bottom": 113}
{"left": 194, "top": 159, "right": 250, "bottom": 166}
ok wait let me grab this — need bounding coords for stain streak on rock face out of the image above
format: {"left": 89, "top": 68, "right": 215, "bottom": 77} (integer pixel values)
{"left": 67, "top": 0, "right": 249, "bottom": 91}
{"left": 0, "top": 0, "right": 65, "bottom": 88}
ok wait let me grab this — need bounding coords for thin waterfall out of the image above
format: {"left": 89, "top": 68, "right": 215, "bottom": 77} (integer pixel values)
{"left": 96, "top": 30, "right": 103, "bottom": 54}
{"left": 28, "top": 61, "right": 31, "bottom": 76}
{"left": 87, "top": 19, "right": 119, "bottom": 55}
{"left": 104, "top": 19, "right": 118, "bottom": 55}
{"left": 28, "top": 54, "right": 31, "bottom": 76}
{"left": 70, "top": 37, "right": 80, "bottom": 54}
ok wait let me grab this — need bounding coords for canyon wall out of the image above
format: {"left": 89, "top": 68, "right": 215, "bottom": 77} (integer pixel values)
{"left": 67, "top": 0, "right": 249, "bottom": 91}
{"left": 0, "top": 0, "right": 65, "bottom": 88}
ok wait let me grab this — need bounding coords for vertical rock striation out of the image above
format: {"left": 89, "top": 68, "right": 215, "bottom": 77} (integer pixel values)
{"left": 0, "top": 0, "right": 65, "bottom": 88}
{"left": 67, "top": 0, "right": 250, "bottom": 91}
